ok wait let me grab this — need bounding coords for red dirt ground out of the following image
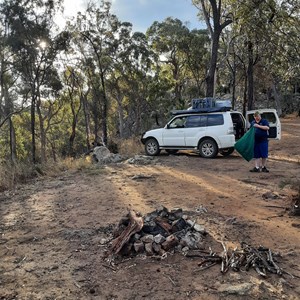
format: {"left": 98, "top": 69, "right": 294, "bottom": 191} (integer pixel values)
{"left": 1, "top": 115, "right": 300, "bottom": 300}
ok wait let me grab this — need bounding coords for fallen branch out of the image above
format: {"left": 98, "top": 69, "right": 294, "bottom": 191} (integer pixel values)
{"left": 110, "top": 210, "right": 143, "bottom": 255}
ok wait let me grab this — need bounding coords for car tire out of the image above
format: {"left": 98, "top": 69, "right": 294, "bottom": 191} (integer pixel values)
{"left": 166, "top": 149, "right": 178, "bottom": 155}
{"left": 220, "top": 147, "right": 235, "bottom": 156}
{"left": 198, "top": 139, "right": 218, "bottom": 158}
{"left": 145, "top": 138, "right": 161, "bottom": 156}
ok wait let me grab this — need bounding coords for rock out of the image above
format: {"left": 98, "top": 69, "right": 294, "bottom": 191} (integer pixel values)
{"left": 153, "top": 234, "right": 166, "bottom": 244}
{"left": 180, "top": 231, "right": 204, "bottom": 249}
{"left": 152, "top": 242, "right": 162, "bottom": 254}
{"left": 93, "top": 146, "right": 111, "bottom": 161}
{"left": 92, "top": 146, "right": 124, "bottom": 164}
{"left": 218, "top": 282, "right": 254, "bottom": 295}
{"left": 141, "top": 234, "right": 154, "bottom": 243}
{"left": 145, "top": 242, "right": 154, "bottom": 255}
{"left": 193, "top": 224, "right": 206, "bottom": 234}
{"left": 134, "top": 241, "right": 144, "bottom": 253}
{"left": 262, "top": 191, "right": 280, "bottom": 200}
{"left": 126, "top": 155, "right": 156, "bottom": 165}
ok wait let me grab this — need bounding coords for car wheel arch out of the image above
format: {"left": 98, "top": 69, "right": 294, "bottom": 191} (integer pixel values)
{"left": 197, "top": 136, "right": 219, "bottom": 149}
{"left": 197, "top": 137, "right": 219, "bottom": 158}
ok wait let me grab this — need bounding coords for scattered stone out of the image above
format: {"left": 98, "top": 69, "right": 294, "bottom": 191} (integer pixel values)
{"left": 125, "top": 155, "right": 156, "bottom": 165}
{"left": 262, "top": 191, "right": 280, "bottom": 200}
{"left": 218, "top": 282, "right": 254, "bottom": 295}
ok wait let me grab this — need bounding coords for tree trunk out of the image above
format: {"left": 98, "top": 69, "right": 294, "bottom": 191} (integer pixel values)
{"left": 243, "top": 75, "right": 248, "bottom": 117}
{"left": 247, "top": 41, "right": 254, "bottom": 110}
{"left": 92, "top": 91, "right": 100, "bottom": 144}
{"left": 69, "top": 103, "right": 78, "bottom": 157}
{"left": 37, "top": 97, "right": 47, "bottom": 163}
{"left": 271, "top": 80, "right": 282, "bottom": 116}
{"left": 9, "top": 117, "right": 17, "bottom": 164}
{"left": 81, "top": 92, "right": 91, "bottom": 151}
{"left": 116, "top": 95, "right": 124, "bottom": 138}
{"left": 206, "top": 31, "right": 220, "bottom": 97}
{"left": 100, "top": 72, "right": 108, "bottom": 146}
{"left": 31, "top": 95, "right": 36, "bottom": 164}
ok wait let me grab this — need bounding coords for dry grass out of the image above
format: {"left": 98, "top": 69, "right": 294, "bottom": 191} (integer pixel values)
{"left": 117, "top": 137, "right": 144, "bottom": 156}
{"left": 0, "top": 162, "right": 36, "bottom": 192}
{"left": 0, "top": 157, "right": 93, "bottom": 192}
{"left": 0, "top": 137, "right": 144, "bottom": 192}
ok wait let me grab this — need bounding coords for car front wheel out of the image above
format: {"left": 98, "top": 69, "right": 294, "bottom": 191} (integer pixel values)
{"left": 198, "top": 139, "right": 218, "bottom": 158}
{"left": 145, "top": 138, "right": 161, "bottom": 156}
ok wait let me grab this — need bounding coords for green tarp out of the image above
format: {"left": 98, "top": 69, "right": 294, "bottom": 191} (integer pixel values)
{"left": 234, "top": 126, "right": 255, "bottom": 162}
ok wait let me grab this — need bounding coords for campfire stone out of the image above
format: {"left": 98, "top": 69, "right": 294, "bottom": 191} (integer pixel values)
{"left": 154, "top": 234, "right": 166, "bottom": 244}
{"left": 141, "top": 234, "right": 154, "bottom": 243}
{"left": 193, "top": 224, "right": 206, "bottom": 234}
{"left": 152, "top": 242, "right": 162, "bottom": 254}
{"left": 134, "top": 241, "right": 145, "bottom": 253}
{"left": 145, "top": 242, "right": 154, "bottom": 255}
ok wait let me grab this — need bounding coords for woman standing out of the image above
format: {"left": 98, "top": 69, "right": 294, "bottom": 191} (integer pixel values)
{"left": 250, "top": 111, "right": 270, "bottom": 172}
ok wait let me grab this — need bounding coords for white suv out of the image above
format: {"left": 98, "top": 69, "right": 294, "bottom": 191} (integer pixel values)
{"left": 141, "top": 108, "right": 280, "bottom": 158}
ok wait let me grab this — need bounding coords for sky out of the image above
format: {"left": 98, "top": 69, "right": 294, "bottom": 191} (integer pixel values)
{"left": 63, "top": 0, "right": 205, "bottom": 33}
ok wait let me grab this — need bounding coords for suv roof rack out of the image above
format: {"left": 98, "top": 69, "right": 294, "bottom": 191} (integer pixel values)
{"left": 171, "top": 106, "right": 231, "bottom": 116}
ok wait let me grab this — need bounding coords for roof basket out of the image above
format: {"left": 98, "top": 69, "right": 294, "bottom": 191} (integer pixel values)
{"left": 171, "top": 106, "right": 231, "bottom": 116}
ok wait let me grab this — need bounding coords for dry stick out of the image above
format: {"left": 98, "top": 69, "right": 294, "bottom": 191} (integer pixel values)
{"left": 221, "top": 241, "right": 228, "bottom": 273}
{"left": 252, "top": 258, "right": 267, "bottom": 277}
{"left": 165, "top": 275, "right": 176, "bottom": 286}
{"left": 102, "top": 263, "right": 117, "bottom": 271}
{"left": 264, "top": 205, "right": 286, "bottom": 209}
{"left": 110, "top": 210, "right": 143, "bottom": 255}
{"left": 252, "top": 248, "right": 277, "bottom": 274}
{"left": 199, "top": 262, "right": 217, "bottom": 271}
{"left": 268, "top": 249, "right": 282, "bottom": 275}
{"left": 198, "top": 257, "right": 222, "bottom": 267}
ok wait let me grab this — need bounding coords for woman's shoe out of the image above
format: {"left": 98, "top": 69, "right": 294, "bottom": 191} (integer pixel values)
{"left": 250, "top": 167, "right": 260, "bottom": 172}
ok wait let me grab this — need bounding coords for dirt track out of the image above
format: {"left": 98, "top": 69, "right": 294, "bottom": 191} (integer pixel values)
{"left": 1, "top": 116, "right": 300, "bottom": 300}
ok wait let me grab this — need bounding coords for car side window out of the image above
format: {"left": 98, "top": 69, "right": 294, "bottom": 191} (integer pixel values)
{"left": 169, "top": 116, "right": 186, "bottom": 128}
{"left": 185, "top": 115, "right": 206, "bottom": 127}
{"left": 207, "top": 114, "right": 224, "bottom": 126}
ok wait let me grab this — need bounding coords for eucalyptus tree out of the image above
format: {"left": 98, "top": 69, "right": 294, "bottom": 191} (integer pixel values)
{"left": 261, "top": 0, "right": 300, "bottom": 114}
{"left": 192, "top": 0, "right": 233, "bottom": 97}
{"left": 230, "top": 0, "right": 300, "bottom": 113}
{"left": 68, "top": 1, "right": 123, "bottom": 146}
{"left": 180, "top": 28, "right": 210, "bottom": 98}
{"left": 147, "top": 18, "right": 194, "bottom": 109}
{"left": 1, "top": 0, "right": 66, "bottom": 163}
{"left": 0, "top": 6, "right": 21, "bottom": 163}
{"left": 106, "top": 29, "right": 155, "bottom": 138}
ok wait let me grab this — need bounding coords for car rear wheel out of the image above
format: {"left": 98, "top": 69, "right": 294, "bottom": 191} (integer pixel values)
{"left": 198, "top": 139, "right": 218, "bottom": 158}
{"left": 220, "top": 147, "right": 234, "bottom": 156}
{"left": 145, "top": 138, "right": 161, "bottom": 156}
